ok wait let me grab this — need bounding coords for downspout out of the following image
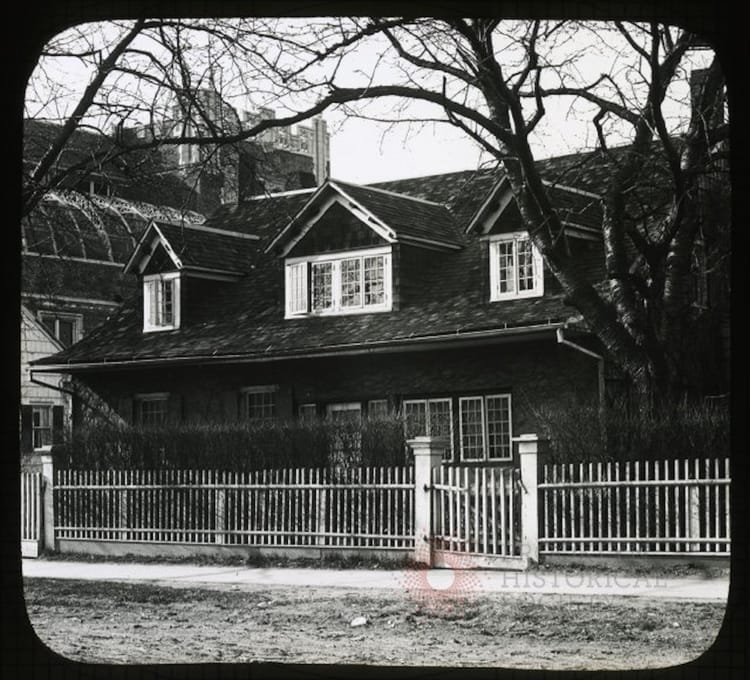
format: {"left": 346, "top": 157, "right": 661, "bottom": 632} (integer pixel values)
{"left": 556, "top": 328, "right": 606, "bottom": 448}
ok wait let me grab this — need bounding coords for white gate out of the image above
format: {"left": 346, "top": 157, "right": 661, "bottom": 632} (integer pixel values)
{"left": 431, "top": 465, "right": 525, "bottom": 569}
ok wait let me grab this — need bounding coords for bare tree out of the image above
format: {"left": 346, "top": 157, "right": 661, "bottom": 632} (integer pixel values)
{"left": 25, "top": 17, "right": 730, "bottom": 405}
{"left": 245, "top": 18, "right": 729, "bottom": 406}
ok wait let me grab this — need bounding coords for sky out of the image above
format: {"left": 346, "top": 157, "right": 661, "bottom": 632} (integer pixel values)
{"left": 25, "top": 19, "right": 714, "bottom": 186}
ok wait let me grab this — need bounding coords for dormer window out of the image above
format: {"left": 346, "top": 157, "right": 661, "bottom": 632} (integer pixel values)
{"left": 285, "top": 246, "right": 392, "bottom": 318}
{"left": 143, "top": 272, "right": 181, "bottom": 332}
{"left": 489, "top": 232, "right": 544, "bottom": 301}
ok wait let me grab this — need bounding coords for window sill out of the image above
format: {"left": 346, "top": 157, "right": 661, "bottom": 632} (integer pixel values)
{"left": 285, "top": 305, "right": 392, "bottom": 320}
{"left": 490, "top": 290, "right": 543, "bottom": 302}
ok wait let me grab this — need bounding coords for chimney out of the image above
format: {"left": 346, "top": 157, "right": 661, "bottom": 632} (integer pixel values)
{"left": 311, "top": 116, "right": 330, "bottom": 185}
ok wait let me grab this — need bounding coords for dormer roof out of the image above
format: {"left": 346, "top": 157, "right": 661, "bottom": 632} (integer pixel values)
{"left": 123, "top": 221, "right": 260, "bottom": 279}
{"left": 265, "top": 178, "right": 464, "bottom": 256}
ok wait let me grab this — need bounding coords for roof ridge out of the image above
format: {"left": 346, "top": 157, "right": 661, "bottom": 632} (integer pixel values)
{"left": 246, "top": 187, "right": 317, "bottom": 200}
{"left": 159, "top": 221, "right": 260, "bottom": 241}
{"left": 337, "top": 179, "right": 448, "bottom": 208}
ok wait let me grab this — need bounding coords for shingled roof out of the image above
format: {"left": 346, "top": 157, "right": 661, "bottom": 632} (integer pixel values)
{"left": 33, "top": 157, "right": 614, "bottom": 371}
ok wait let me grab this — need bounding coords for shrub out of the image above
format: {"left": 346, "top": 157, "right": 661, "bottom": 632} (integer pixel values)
{"left": 55, "top": 414, "right": 411, "bottom": 471}
{"left": 535, "top": 396, "right": 730, "bottom": 464}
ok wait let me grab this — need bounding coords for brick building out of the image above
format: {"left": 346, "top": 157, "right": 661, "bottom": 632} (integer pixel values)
{"left": 33, "top": 153, "right": 634, "bottom": 463}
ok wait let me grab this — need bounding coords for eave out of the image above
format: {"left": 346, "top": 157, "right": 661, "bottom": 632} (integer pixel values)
{"left": 33, "top": 321, "right": 569, "bottom": 373}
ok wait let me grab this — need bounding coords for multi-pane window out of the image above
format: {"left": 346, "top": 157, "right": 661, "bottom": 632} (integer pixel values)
{"left": 312, "top": 262, "right": 333, "bottom": 311}
{"left": 135, "top": 394, "right": 169, "bottom": 426}
{"left": 458, "top": 394, "right": 512, "bottom": 461}
{"left": 284, "top": 247, "right": 391, "bottom": 317}
{"left": 143, "top": 273, "right": 180, "bottom": 331}
{"left": 367, "top": 399, "right": 390, "bottom": 419}
{"left": 39, "top": 313, "right": 81, "bottom": 347}
{"left": 298, "top": 403, "right": 317, "bottom": 422}
{"left": 489, "top": 233, "right": 543, "bottom": 301}
{"left": 403, "top": 398, "right": 454, "bottom": 460}
{"left": 242, "top": 386, "right": 278, "bottom": 422}
{"left": 340, "top": 258, "right": 362, "bottom": 307}
{"left": 32, "top": 405, "right": 52, "bottom": 449}
{"left": 327, "top": 403, "right": 363, "bottom": 463}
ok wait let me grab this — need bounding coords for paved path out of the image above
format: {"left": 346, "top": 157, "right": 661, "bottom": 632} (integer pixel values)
{"left": 22, "top": 559, "right": 729, "bottom": 600}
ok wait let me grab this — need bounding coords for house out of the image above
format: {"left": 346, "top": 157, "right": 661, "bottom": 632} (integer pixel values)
{"left": 20, "top": 99, "right": 331, "bottom": 456}
{"left": 31, "top": 151, "right": 635, "bottom": 464}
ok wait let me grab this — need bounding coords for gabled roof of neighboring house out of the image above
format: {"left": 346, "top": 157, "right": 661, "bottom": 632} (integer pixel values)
{"left": 22, "top": 191, "right": 206, "bottom": 265}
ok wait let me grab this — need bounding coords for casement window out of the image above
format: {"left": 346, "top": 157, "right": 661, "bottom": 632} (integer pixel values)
{"left": 143, "top": 273, "right": 180, "bottom": 332}
{"left": 134, "top": 393, "right": 169, "bottom": 426}
{"left": 489, "top": 233, "right": 544, "bottom": 301}
{"left": 31, "top": 405, "right": 53, "bottom": 449}
{"left": 367, "top": 399, "right": 390, "bottom": 419}
{"left": 298, "top": 403, "right": 317, "bottom": 422}
{"left": 403, "top": 398, "right": 454, "bottom": 460}
{"left": 241, "top": 386, "right": 278, "bottom": 422}
{"left": 285, "top": 247, "right": 392, "bottom": 317}
{"left": 39, "top": 313, "right": 81, "bottom": 347}
{"left": 458, "top": 394, "right": 512, "bottom": 461}
{"left": 327, "top": 402, "right": 363, "bottom": 461}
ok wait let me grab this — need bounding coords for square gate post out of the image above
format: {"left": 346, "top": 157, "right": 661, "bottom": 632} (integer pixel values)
{"left": 409, "top": 436, "right": 447, "bottom": 566}
{"left": 514, "top": 434, "right": 546, "bottom": 566}
{"left": 39, "top": 451, "right": 56, "bottom": 553}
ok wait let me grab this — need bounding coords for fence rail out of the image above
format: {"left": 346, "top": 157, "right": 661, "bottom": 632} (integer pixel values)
{"left": 54, "top": 467, "right": 414, "bottom": 549}
{"left": 539, "top": 458, "right": 730, "bottom": 555}
{"left": 431, "top": 465, "right": 520, "bottom": 556}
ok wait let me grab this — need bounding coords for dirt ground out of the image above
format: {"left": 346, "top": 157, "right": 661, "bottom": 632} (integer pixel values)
{"left": 22, "top": 576, "right": 725, "bottom": 669}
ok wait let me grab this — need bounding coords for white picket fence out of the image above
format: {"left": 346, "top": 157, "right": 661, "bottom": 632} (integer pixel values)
{"left": 54, "top": 467, "right": 415, "bottom": 550}
{"left": 21, "top": 471, "right": 43, "bottom": 557}
{"left": 431, "top": 465, "right": 520, "bottom": 557}
{"left": 539, "top": 458, "right": 731, "bottom": 555}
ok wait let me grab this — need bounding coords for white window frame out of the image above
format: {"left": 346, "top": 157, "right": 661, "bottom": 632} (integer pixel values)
{"left": 298, "top": 403, "right": 317, "bottom": 421}
{"left": 284, "top": 246, "right": 392, "bottom": 318}
{"left": 31, "top": 404, "right": 53, "bottom": 450}
{"left": 403, "top": 397, "right": 454, "bottom": 459}
{"left": 240, "top": 385, "right": 279, "bottom": 422}
{"left": 489, "top": 232, "right": 544, "bottom": 301}
{"left": 143, "top": 272, "right": 181, "bottom": 332}
{"left": 134, "top": 392, "right": 170, "bottom": 426}
{"left": 458, "top": 393, "right": 513, "bottom": 462}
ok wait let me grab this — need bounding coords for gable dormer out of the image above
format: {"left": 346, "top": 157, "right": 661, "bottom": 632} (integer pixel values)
{"left": 465, "top": 177, "right": 604, "bottom": 302}
{"left": 266, "top": 179, "right": 463, "bottom": 319}
{"left": 124, "top": 221, "right": 259, "bottom": 332}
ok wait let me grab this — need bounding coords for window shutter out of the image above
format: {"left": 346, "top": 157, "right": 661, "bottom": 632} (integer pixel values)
{"left": 143, "top": 279, "right": 155, "bottom": 327}
{"left": 286, "top": 262, "right": 308, "bottom": 315}
{"left": 52, "top": 405, "right": 64, "bottom": 445}
{"left": 532, "top": 242, "right": 544, "bottom": 294}
{"left": 20, "top": 405, "right": 33, "bottom": 453}
{"left": 488, "top": 241, "right": 499, "bottom": 300}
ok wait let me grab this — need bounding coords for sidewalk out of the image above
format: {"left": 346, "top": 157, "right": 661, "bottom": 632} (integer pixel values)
{"left": 22, "top": 559, "right": 730, "bottom": 600}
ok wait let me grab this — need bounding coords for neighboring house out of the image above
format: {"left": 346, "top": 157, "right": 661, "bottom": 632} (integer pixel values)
{"left": 20, "top": 99, "right": 331, "bottom": 456}
{"left": 32, "top": 155, "right": 638, "bottom": 464}
{"left": 20, "top": 306, "right": 67, "bottom": 454}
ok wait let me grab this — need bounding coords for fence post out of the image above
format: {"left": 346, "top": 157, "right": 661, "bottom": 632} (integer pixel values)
{"left": 409, "top": 436, "right": 447, "bottom": 566}
{"left": 215, "top": 471, "right": 226, "bottom": 545}
{"left": 39, "top": 451, "right": 56, "bottom": 553}
{"left": 515, "top": 434, "right": 545, "bottom": 566}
